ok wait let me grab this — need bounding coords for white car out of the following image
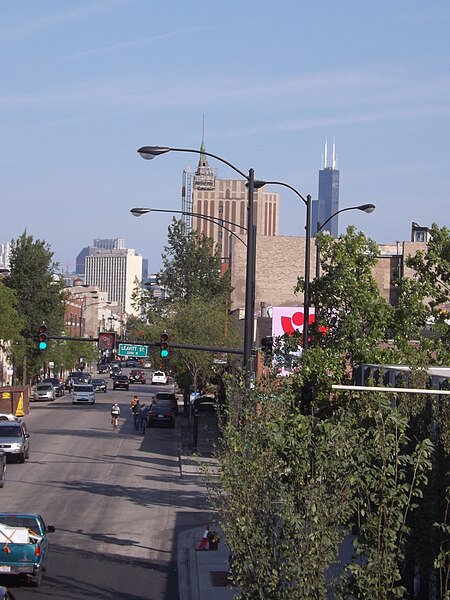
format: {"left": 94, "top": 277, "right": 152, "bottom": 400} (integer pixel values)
{"left": 72, "top": 384, "right": 95, "bottom": 405}
{"left": 0, "top": 414, "right": 21, "bottom": 422}
{"left": 151, "top": 371, "right": 168, "bottom": 385}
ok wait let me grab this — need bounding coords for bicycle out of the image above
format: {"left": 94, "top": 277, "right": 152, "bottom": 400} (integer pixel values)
{"left": 111, "top": 415, "right": 119, "bottom": 431}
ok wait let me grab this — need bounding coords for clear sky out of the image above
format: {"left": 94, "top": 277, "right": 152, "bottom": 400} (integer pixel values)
{"left": 2, "top": 0, "right": 450, "bottom": 274}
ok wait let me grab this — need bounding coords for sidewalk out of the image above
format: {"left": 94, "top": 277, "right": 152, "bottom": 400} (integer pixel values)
{"left": 177, "top": 526, "right": 235, "bottom": 600}
{"left": 177, "top": 402, "right": 236, "bottom": 600}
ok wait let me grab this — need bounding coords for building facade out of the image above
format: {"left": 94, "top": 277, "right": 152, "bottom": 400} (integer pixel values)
{"left": 230, "top": 233, "right": 427, "bottom": 315}
{"left": 190, "top": 142, "right": 279, "bottom": 260}
{"left": 85, "top": 248, "right": 142, "bottom": 316}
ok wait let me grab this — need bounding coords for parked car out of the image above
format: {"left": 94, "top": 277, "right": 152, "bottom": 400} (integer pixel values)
{"left": 0, "top": 451, "right": 5, "bottom": 488}
{"left": 147, "top": 404, "right": 175, "bottom": 428}
{"left": 129, "top": 369, "right": 146, "bottom": 384}
{"left": 32, "top": 383, "right": 56, "bottom": 402}
{"left": 72, "top": 384, "right": 95, "bottom": 405}
{"left": 113, "top": 375, "right": 129, "bottom": 391}
{"left": 0, "top": 513, "right": 55, "bottom": 587}
{"left": 91, "top": 378, "right": 107, "bottom": 393}
{"left": 153, "top": 391, "right": 179, "bottom": 415}
{"left": 43, "top": 377, "right": 65, "bottom": 397}
{"left": 151, "top": 370, "right": 168, "bottom": 385}
{"left": 0, "top": 414, "right": 20, "bottom": 422}
{"left": 0, "top": 421, "right": 30, "bottom": 463}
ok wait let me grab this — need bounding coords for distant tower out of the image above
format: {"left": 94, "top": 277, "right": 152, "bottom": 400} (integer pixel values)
{"left": 313, "top": 139, "right": 340, "bottom": 237}
{"left": 190, "top": 120, "right": 279, "bottom": 262}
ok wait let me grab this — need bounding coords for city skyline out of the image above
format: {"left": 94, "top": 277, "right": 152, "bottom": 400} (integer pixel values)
{"left": 2, "top": 1, "right": 449, "bottom": 273}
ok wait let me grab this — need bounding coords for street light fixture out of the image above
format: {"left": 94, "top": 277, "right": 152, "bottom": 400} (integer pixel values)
{"left": 130, "top": 207, "right": 248, "bottom": 247}
{"left": 315, "top": 204, "right": 376, "bottom": 278}
{"left": 137, "top": 145, "right": 266, "bottom": 383}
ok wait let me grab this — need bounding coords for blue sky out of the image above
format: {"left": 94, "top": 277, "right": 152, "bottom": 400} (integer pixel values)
{"left": 2, "top": 0, "right": 450, "bottom": 273}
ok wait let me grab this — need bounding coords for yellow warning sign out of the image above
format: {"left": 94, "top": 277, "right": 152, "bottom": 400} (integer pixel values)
{"left": 15, "top": 393, "right": 25, "bottom": 417}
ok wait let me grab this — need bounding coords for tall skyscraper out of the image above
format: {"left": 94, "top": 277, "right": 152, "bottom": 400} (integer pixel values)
{"left": 312, "top": 140, "right": 340, "bottom": 237}
{"left": 85, "top": 248, "right": 142, "bottom": 316}
{"left": 190, "top": 136, "right": 279, "bottom": 260}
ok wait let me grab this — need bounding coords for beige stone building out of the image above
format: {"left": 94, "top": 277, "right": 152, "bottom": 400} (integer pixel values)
{"left": 191, "top": 142, "right": 279, "bottom": 260}
{"left": 230, "top": 234, "right": 430, "bottom": 315}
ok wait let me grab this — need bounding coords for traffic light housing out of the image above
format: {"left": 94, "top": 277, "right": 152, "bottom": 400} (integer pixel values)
{"left": 38, "top": 324, "right": 48, "bottom": 350}
{"left": 160, "top": 332, "right": 169, "bottom": 358}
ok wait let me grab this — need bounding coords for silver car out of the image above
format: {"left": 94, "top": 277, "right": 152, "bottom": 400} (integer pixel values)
{"left": 32, "top": 383, "right": 56, "bottom": 402}
{"left": 0, "top": 421, "right": 30, "bottom": 463}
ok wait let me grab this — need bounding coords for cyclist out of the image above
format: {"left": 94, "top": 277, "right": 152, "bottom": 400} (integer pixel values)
{"left": 111, "top": 403, "right": 121, "bottom": 429}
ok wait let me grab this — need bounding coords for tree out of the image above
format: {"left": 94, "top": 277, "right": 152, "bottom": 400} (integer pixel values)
{"left": 0, "top": 282, "right": 24, "bottom": 345}
{"left": 301, "top": 226, "right": 392, "bottom": 369}
{"left": 5, "top": 232, "right": 65, "bottom": 384}
{"left": 159, "top": 219, "right": 231, "bottom": 304}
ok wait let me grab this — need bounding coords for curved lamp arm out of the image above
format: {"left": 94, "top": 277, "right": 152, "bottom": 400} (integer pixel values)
{"left": 318, "top": 204, "right": 375, "bottom": 233}
{"left": 130, "top": 207, "right": 247, "bottom": 247}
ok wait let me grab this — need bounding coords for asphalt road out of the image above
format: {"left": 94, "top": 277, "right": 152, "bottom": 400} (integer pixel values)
{"left": 0, "top": 376, "right": 208, "bottom": 599}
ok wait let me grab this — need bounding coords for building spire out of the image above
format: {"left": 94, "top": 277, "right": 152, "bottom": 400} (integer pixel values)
{"left": 194, "top": 114, "right": 215, "bottom": 190}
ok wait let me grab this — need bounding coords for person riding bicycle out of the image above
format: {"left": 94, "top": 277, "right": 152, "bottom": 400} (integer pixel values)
{"left": 111, "top": 403, "right": 121, "bottom": 428}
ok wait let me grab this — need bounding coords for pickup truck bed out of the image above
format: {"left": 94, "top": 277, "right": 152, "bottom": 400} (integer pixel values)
{"left": 0, "top": 513, "right": 55, "bottom": 586}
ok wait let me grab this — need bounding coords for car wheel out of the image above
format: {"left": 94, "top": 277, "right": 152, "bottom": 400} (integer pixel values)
{"left": 18, "top": 453, "right": 25, "bottom": 464}
{"left": 25, "top": 447, "right": 30, "bottom": 459}
{"left": 30, "top": 568, "right": 42, "bottom": 587}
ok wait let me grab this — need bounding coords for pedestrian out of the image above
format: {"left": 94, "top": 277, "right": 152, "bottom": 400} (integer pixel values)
{"left": 132, "top": 397, "right": 140, "bottom": 429}
{"left": 140, "top": 403, "right": 149, "bottom": 434}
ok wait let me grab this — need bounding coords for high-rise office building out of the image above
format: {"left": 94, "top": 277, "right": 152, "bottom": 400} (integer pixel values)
{"left": 76, "top": 238, "right": 126, "bottom": 275}
{"left": 312, "top": 140, "right": 340, "bottom": 237}
{"left": 85, "top": 248, "right": 142, "bottom": 316}
{"left": 190, "top": 139, "right": 279, "bottom": 260}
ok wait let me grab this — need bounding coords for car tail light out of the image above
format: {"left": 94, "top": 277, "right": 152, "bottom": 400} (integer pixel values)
{"left": 35, "top": 547, "right": 41, "bottom": 556}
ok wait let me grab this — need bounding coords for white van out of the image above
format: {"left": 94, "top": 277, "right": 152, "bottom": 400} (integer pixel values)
{"left": 72, "top": 384, "right": 95, "bottom": 405}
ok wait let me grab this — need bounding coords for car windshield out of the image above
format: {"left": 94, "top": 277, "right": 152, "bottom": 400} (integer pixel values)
{"left": 92, "top": 379, "right": 103, "bottom": 384}
{"left": 155, "top": 393, "right": 174, "bottom": 400}
{"left": 37, "top": 384, "right": 53, "bottom": 390}
{"left": 75, "top": 386, "right": 93, "bottom": 392}
{"left": 0, "top": 425, "right": 23, "bottom": 438}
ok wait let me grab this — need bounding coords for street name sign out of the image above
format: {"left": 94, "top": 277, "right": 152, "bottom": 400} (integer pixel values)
{"left": 118, "top": 343, "right": 148, "bottom": 358}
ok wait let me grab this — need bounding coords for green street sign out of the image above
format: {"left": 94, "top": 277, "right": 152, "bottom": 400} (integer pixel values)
{"left": 118, "top": 344, "right": 148, "bottom": 358}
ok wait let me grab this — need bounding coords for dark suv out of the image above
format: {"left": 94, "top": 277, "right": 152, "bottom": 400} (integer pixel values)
{"left": 153, "top": 391, "right": 178, "bottom": 415}
{"left": 113, "top": 375, "right": 129, "bottom": 391}
{"left": 129, "top": 369, "right": 146, "bottom": 384}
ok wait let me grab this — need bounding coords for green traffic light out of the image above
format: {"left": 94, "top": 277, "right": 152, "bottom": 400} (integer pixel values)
{"left": 160, "top": 349, "right": 169, "bottom": 358}
{"left": 39, "top": 341, "right": 47, "bottom": 350}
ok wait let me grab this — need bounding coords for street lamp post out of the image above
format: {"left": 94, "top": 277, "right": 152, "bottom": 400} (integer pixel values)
{"left": 263, "top": 181, "right": 312, "bottom": 351}
{"left": 137, "top": 146, "right": 265, "bottom": 382}
{"left": 315, "top": 204, "right": 376, "bottom": 278}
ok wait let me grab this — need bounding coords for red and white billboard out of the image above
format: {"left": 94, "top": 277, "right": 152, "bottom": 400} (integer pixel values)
{"left": 271, "top": 306, "right": 315, "bottom": 338}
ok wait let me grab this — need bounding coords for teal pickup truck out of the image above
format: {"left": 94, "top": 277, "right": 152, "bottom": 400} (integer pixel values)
{"left": 0, "top": 513, "right": 55, "bottom": 586}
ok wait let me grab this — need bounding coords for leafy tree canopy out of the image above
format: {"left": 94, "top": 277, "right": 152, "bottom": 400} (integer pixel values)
{"left": 158, "top": 219, "right": 231, "bottom": 304}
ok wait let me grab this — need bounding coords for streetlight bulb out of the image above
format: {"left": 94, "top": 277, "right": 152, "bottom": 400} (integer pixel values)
{"left": 137, "top": 146, "right": 171, "bottom": 160}
{"left": 130, "top": 208, "right": 150, "bottom": 217}
{"left": 358, "top": 204, "right": 376, "bottom": 214}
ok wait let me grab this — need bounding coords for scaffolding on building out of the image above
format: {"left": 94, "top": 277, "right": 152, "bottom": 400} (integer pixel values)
{"left": 181, "top": 168, "right": 193, "bottom": 233}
